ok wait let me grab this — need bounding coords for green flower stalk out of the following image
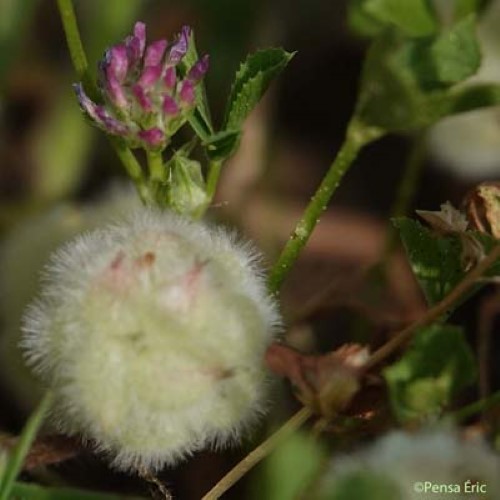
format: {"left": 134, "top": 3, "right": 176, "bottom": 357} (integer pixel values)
{"left": 21, "top": 209, "right": 280, "bottom": 472}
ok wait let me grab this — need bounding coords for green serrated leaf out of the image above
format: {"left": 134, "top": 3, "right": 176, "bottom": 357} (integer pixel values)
{"left": 406, "top": 15, "right": 481, "bottom": 89}
{"left": 393, "top": 217, "right": 465, "bottom": 305}
{"left": 384, "top": 324, "right": 476, "bottom": 423}
{"left": 224, "top": 48, "right": 294, "bottom": 129}
{"left": 355, "top": 15, "right": 482, "bottom": 132}
{"left": 10, "top": 482, "right": 146, "bottom": 500}
{"left": 203, "top": 129, "right": 241, "bottom": 161}
{"left": 364, "top": 0, "right": 438, "bottom": 36}
{"left": 355, "top": 30, "right": 447, "bottom": 132}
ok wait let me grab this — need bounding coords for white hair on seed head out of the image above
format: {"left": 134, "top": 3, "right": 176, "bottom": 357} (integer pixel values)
{"left": 21, "top": 207, "right": 281, "bottom": 472}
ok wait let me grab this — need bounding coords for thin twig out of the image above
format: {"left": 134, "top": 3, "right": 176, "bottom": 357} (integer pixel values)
{"left": 139, "top": 469, "right": 173, "bottom": 500}
{"left": 363, "top": 243, "right": 500, "bottom": 371}
{"left": 449, "top": 390, "right": 500, "bottom": 422}
{"left": 201, "top": 407, "right": 313, "bottom": 500}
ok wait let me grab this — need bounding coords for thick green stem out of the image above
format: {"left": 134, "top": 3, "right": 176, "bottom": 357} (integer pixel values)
{"left": 267, "top": 121, "right": 381, "bottom": 293}
{"left": 56, "top": 0, "right": 148, "bottom": 202}
{"left": 56, "top": 0, "right": 92, "bottom": 90}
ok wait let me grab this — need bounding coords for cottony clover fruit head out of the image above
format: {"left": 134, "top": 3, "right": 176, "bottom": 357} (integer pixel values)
{"left": 21, "top": 209, "right": 280, "bottom": 472}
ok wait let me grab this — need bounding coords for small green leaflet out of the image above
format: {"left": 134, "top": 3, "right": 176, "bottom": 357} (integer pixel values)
{"left": 384, "top": 324, "right": 476, "bottom": 423}
{"left": 363, "top": 0, "right": 438, "bottom": 37}
{"left": 224, "top": 48, "right": 295, "bottom": 130}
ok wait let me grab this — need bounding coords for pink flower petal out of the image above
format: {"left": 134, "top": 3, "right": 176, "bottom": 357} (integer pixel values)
{"left": 163, "top": 95, "right": 179, "bottom": 115}
{"left": 144, "top": 39, "right": 167, "bottom": 67}
{"left": 138, "top": 127, "right": 165, "bottom": 147}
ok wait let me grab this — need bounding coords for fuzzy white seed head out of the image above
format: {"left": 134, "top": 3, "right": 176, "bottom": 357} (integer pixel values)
{"left": 21, "top": 208, "right": 280, "bottom": 472}
{"left": 320, "top": 427, "right": 500, "bottom": 499}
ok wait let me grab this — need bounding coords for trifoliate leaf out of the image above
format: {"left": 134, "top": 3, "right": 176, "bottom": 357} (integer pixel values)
{"left": 384, "top": 324, "right": 476, "bottom": 423}
{"left": 364, "top": 0, "right": 438, "bottom": 36}
{"left": 354, "top": 16, "right": 482, "bottom": 132}
{"left": 393, "top": 217, "right": 466, "bottom": 305}
{"left": 224, "top": 48, "right": 294, "bottom": 130}
{"left": 406, "top": 15, "right": 480, "bottom": 89}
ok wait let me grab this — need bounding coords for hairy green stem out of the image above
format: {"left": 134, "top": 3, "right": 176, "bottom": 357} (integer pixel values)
{"left": 268, "top": 121, "right": 382, "bottom": 293}
{"left": 56, "top": 0, "right": 148, "bottom": 202}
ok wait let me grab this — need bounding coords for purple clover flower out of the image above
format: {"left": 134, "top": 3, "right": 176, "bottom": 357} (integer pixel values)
{"left": 73, "top": 22, "right": 209, "bottom": 150}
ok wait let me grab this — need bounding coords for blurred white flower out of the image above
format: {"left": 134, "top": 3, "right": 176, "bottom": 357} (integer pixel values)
{"left": 428, "top": 2, "right": 500, "bottom": 178}
{"left": 321, "top": 427, "right": 500, "bottom": 500}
